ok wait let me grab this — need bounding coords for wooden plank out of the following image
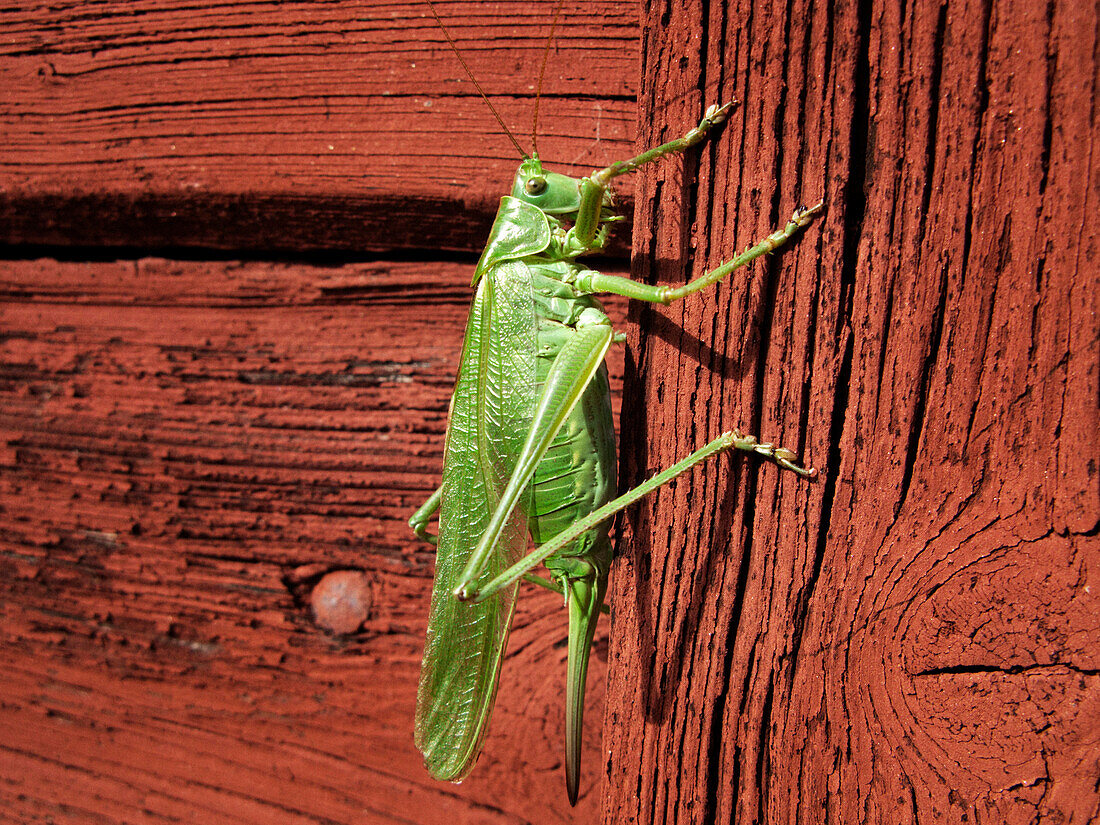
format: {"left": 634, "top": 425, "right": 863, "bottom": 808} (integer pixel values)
{"left": 0, "top": 1, "right": 637, "bottom": 252}
{"left": 605, "top": 0, "right": 1099, "bottom": 822}
{"left": 0, "top": 257, "right": 628, "bottom": 822}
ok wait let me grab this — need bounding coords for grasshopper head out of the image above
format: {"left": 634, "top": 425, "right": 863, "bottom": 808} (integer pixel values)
{"left": 511, "top": 155, "right": 594, "bottom": 216}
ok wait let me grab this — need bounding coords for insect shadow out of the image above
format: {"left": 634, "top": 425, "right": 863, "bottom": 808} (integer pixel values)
{"left": 616, "top": 242, "right": 807, "bottom": 724}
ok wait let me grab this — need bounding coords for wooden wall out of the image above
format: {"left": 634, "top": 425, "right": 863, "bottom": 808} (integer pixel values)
{"left": 606, "top": 0, "right": 1099, "bottom": 823}
{"left": 2, "top": 1, "right": 1097, "bottom": 824}
{"left": 1, "top": 2, "right": 635, "bottom": 822}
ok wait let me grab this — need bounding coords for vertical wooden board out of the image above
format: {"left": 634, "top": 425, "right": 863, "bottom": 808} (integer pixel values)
{"left": 605, "top": 0, "right": 1098, "bottom": 823}
{"left": 0, "top": 258, "right": 628, "bottom": 823}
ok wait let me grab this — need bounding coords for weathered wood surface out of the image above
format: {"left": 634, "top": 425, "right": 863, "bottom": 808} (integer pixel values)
{"left": 0, "top": 0, "right": 636, "bottom": 252}
{"left": 4, "top": 0, "right": 1099, "bottom": 823}
{"left": 606, "top": 0, "right": 1098, "bottom": 823}
{"left": 0, "top": 1, "right": 638, "bottom": 822}
{"left": 0, "top": 257, "right": 627, "bottom": 823}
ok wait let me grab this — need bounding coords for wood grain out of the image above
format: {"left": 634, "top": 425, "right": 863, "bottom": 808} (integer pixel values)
{"left": 0, "top": 0, "right": 637, "bottom": 252}
{"left": 0, "top": 257, "right": 627, "bottom": 823}
{"left": 605, "top": 0, "right": 1099, "bottom": 822}
{"left": 5, "top": 0, "right": 1098, "bottom": 822}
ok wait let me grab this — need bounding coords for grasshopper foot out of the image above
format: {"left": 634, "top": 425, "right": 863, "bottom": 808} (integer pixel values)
{"left": 703, "top": 102, "right": 734, "bottom": 126}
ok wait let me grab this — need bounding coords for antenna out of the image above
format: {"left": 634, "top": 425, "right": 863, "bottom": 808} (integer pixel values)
{"left": 530, "top": 0, "right": 565, "bottom": 157}
{"left": 426, "top": 0, "right": 528, "bottom": 159}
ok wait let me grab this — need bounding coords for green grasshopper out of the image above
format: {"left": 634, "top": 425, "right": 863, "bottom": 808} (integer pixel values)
{"left": 410, "top": 5, "right": 821, "bottom": 806}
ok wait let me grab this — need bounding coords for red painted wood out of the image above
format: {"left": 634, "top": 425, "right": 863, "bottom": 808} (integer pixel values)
{"left": 3, "top": 2, "right": 641, "bottom": 822}
{"left": 0, "top": 1, "right": 637, "bottom": 252}
{"left": 0, "top": 257, "right": 629, "bottom": 822}
{"left": 605, "top": 0, "right": 1099, "bottom": 822}
{"left": 5, "top": 0, "right": 1097, "bottom": 822}
{"left": 1, "top": 3, "right": 641, "bottom": 821}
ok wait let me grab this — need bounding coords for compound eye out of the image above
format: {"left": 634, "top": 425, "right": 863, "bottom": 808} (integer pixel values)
{"left": 524, "top": 176, "right": 548, "bottom": 196}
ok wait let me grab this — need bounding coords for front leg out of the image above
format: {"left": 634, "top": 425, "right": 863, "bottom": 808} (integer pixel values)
{"left": 572, "top": 103, "right": 733, "bottom": 246}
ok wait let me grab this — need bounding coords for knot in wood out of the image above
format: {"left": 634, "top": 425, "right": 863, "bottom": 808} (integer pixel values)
{"left": 310, "top": 570, "right": 372, "bottom": 635}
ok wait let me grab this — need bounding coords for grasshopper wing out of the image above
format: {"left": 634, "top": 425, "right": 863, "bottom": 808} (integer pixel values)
{"left": 415, "top": 260, "right": 537, "bottom": 781}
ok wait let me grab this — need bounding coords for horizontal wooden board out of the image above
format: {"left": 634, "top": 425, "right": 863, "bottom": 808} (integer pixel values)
{"left": 0, "top": 1, "right": 638, "bottom": 253}
{"left": 0, "top": 256, "right": 629, "bottom": 823}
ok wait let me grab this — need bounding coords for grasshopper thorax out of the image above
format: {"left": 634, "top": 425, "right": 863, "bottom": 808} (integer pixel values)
{"left": 510, "top": 155, "right": 584, "bottom": 216}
